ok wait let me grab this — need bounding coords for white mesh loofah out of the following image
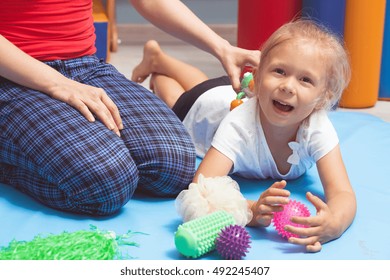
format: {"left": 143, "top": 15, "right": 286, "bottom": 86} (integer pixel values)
{"left": 175, "top": 174, "right": 253, "bottom": 226}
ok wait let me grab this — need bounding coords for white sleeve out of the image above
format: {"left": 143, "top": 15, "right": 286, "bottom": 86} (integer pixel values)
{"left": 307, "top": 111, "right": 339, "bottom": 162}
{"left": 211, "top": 99, "right": 258, "bottom": 169}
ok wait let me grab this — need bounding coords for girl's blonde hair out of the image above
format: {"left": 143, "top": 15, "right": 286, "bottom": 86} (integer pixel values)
{"left": 258, "top": 19, "right": 351, "bottom": 110}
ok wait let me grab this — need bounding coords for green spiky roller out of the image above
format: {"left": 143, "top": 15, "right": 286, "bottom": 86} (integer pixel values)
{"left": 174, "top": 211, "right": 235, "bottom": 258}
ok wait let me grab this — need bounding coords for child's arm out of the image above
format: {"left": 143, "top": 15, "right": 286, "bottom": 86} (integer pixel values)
{"left": 195, "top": 147, "right": 291, "bottom": 227}
{"left": 285, "top": 145, "right": 357, "bottom": 252}
{"left": 177, "top": 146, "right": 252, "bottom": 226}
{"left": 194, "top": 146, "right": 234, "bottom": 182}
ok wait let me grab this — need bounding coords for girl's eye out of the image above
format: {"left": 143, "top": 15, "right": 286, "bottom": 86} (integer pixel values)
{"left": 274, "top": 68, "right": 285, "bottom": 75}
{"left": 301, "top": 77, "right": 313, "bottom": 84}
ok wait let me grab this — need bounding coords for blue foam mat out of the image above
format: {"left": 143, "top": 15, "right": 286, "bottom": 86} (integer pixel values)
{"left": 1, "top": 111, "right": 389, "bottom": 260}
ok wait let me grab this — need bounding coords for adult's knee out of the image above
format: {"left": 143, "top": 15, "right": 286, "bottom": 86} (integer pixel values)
{"left": 62, "top": 159, "right": 139, "bottom": 216}
{"left": 138, "top": 141, "right": 196, "bottom": 197}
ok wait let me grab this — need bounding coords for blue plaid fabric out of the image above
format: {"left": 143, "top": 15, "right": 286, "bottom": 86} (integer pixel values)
{"left": 0, "top": 56, "right": 196, "bottom": 215}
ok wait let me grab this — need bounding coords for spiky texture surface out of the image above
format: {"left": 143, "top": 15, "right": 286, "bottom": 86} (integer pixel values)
{"left": 272, "top": 200, "right": 310, "bottom": 239}
{"left": 0, "top": 225, "right": 141, "bottom": 260}
{"left": 175, "top": 211, "right": 235, "bottom": 258}
{"left": 215, "top": 225, "right": 251, "bottom": 260}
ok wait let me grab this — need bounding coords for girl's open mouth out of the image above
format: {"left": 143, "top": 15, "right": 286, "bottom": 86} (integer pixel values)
{"left": 273, "top": 100, "right": 294, "bottom": 112}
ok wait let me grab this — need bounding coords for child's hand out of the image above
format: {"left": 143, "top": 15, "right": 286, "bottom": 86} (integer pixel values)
{"left": 284, "top": 192, "right": 342, "bottom": 253}
{"left": 249, "top": 180, "right": 290, "bottom": 227}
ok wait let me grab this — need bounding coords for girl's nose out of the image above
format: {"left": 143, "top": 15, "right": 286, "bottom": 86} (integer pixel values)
{"left": 279, "top": 77, "right": 296, "bottom": 95}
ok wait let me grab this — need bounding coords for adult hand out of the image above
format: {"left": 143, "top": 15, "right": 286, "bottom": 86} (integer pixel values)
{"left": 0, "top": 35, "right": 122, "bottom": 135}
{"left": 47, "top": 78, "right": 123, "bottom": 137}
{"left": 129, "top": 0, "right": 260, "bottom": 92}
{"left": 218, "top": 44, "right": 260, "bottom": 92}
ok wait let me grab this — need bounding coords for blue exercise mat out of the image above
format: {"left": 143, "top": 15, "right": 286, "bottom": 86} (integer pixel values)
{"left": 1, "top": 111, "right": 389, "bottom": 260}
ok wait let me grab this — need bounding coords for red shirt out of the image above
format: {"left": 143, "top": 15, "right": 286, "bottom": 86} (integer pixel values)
{"left": 0, "top": 0, "right": 96, "bottom": 61}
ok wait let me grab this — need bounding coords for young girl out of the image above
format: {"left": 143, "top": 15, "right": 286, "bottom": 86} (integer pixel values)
{"left": 132, "top": 19, "right": 356, "bottom": 252}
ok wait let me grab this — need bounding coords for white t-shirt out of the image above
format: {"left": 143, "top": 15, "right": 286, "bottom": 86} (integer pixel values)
{"left": 183, "top": 85, "right": 338, "bottom": 180}
{"left": 182, "top": 85, "right": 237, "bottom": 157}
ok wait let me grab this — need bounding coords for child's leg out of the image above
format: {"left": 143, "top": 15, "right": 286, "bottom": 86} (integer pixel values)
{"left": 132, "top": 40, "right": 209, "bottom": 92}
{"left": 150, "top": 74, "right": 185, "bottom": 108}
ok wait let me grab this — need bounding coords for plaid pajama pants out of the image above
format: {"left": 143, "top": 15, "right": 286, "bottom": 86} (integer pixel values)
{"left": 0, "top": 56, "right": 196, "bottom": 215}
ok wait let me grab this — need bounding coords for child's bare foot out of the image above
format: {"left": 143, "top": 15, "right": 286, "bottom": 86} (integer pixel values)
{"left": 131, "top": 40, "right": 162, "bottom": 83}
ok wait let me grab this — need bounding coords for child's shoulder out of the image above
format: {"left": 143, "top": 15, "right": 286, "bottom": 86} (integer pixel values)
{"left": 305, "top": 110, "right": 334, "bottom": 130}
{"left": 299, "top": 110, "right": 338, "bottom": 160}
{"left": 297, "top": 110, "right": 338, "bottom": 146}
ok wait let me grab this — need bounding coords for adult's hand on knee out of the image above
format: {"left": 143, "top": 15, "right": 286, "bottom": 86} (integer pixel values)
{"left": 47, "top": 78, "right": 123, "bottom": 137}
